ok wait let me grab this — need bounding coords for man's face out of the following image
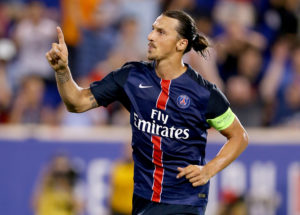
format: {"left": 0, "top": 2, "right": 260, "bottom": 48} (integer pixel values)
{"left": 147, "top": 15, "right": 181, "bottom": 60}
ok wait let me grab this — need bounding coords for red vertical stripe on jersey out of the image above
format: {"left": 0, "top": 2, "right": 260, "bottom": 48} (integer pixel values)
{"left": 156, "top": 80, "right": 171, "bottom": 110}
{"left": 151, "top": 135, "right": 163, "bottom": 202}
{"left": 151, "top": 79, "right": 171, "bottom": 202}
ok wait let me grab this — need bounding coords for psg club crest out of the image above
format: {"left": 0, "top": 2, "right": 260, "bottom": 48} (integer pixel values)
{"left": 177, "top": 95, "right": 190, "bottom": 109}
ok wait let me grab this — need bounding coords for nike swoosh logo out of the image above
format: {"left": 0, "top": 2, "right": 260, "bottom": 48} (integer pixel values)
{"left": 139, "top": 84, "right": 153, "bottom": 88}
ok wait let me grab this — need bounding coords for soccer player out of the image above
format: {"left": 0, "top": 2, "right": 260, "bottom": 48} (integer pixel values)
{"left": 46, "top": 10, "right": 248, "bottom": 215}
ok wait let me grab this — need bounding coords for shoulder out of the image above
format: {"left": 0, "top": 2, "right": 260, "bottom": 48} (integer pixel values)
{"left": 184, "top": 64, "right": 229, "bottom": 113}
{"left": 108, "top": 61, "right": 153, "bottom": 86}
{"left": 185, "top": 64, "right": 214, "bottom": 92}
{"left": 113, "top": 61, "right": 149, "bottom": 77}
{"left": 121, "top": 61, "right": 153, "bottom": 71}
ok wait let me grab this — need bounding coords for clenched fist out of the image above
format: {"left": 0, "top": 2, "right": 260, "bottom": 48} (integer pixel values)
{"left": 46, "top": 27, "right": 68, "bottom": 71}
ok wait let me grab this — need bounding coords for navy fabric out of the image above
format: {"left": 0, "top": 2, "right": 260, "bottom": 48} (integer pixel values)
{"left": 132, "top": 194, "right": 206, "bottom": 215}
{"left": 90, "top": 61, "right": 230, "bottom": 206}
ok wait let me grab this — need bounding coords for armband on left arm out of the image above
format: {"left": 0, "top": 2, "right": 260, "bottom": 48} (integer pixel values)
{"left": 206, "top": 108, "right": 235, "bottom": 131}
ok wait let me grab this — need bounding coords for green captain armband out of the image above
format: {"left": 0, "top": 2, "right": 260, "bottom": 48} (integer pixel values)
{"left": 206, "top": 108, "right": 235, "bottom": 131}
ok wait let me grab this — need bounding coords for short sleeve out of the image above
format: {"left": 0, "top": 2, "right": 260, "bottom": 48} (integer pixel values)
{"left": 90, "top": 65, "right": 130, "bottom": 107}
{"left": 205, "top": 85, "right": 235, "bottom": 130}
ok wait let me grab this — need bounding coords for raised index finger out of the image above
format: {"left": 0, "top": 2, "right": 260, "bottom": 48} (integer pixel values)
{"left": 56, "top": 26, "right": 65, "bottom": 45}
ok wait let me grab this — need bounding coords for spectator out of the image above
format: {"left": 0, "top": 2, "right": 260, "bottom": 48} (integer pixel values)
{"left": 60, "top": 0, "right": 82, "bottom": 76}
{"left": 112, "top": 16, "right": 145, "bottom": 62}
{"left": 32, "top": 153, "right": 84, "bottom": 215}
{"left": 9, "top": 75, "right": 55, "bottom": 124}
{"left": 259, "top": 36, "right": 291, "bottom": 125}
{"left": 218, "top": 191, "right": 248, "bottom": 215}
{"left": 256, "top": 0, "right": 299, "bottom": 48}
{"left": 12, "top": 0, "right": 57, "bottom": 84}
{"left": 260, "top": 38, "right": 300, "bottom": 126}
{"left": 110, "top": 143, "right": 134, "bottom": 215}
{"left": 0, "top": 3, "right": 11, "bottom": 38}
{"left": 160, "top": 0, "right": 196, "bottom": 13}
{"left": 213, "top": 0, "right": 256, "bottom": 28}
{"left": 0, "top": 0, "right": 299, "bottom": 128}
{"left": 215, "top": 20, "right": 266, "bottom": 82}
{"left": 118, "top": 0, "right": 159, "bottom": 46}
{"left": 0, "top": 64, "right": 11, "bottom": 123}
{"left": 76, "top": 0, "right": 119, "bottom": 78}
{"left": 184, "top": 13, "right": 224, "bottom": 91}
{"left": 226, "top": 45, "right": 264, "bottom": 127}
{"left": 259, "top": 36, "right": 295, "bottom": 126}
{"left": 0, "top": 38, "right": 16, "bottom": 123}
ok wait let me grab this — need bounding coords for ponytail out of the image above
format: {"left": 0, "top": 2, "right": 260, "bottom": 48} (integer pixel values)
{"left": 163, "top": 10, "right": 210, "bottom": 57}
{"left": 192, "top": 34, "right": 209, "bottom": 57}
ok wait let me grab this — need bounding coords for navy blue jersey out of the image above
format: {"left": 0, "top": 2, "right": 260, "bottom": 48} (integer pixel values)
{"left": 90, "top": 61, "right": 232, "bottom": 207}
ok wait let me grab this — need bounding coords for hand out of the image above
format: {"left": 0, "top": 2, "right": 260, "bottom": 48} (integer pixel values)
{"left": 46, "top": 26, "right": 68, "bottom": 71}
{"left": 176, "top": 165, "right": 210, "bottom": 187}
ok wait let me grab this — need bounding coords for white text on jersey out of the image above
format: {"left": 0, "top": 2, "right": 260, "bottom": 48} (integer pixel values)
{"left": 133, "top": 110, "right": 189, "bottom": 139}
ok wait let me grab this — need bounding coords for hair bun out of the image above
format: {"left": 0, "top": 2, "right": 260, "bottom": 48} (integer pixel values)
{"left": 192, "top": 34, "right": 200, "bottom": 43}
{"left": 192, "top": 33, "right": 209, "bottom": 57}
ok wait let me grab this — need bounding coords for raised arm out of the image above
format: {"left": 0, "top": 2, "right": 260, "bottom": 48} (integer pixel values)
{"left": 46, "top": 27, "right": 98, "bottom": 113}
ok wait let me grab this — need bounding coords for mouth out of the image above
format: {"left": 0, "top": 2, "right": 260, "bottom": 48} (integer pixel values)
{"left": 148, "top": 43, "right": 156, "bottom": 50}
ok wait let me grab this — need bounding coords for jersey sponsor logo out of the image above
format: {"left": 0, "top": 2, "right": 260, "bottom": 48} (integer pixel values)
{"left": 133, "top": 110, "right": 190, "bottom": 139}
{"left": 177, "top": 95, "right": 190, "bottom": 109}
{"left": 139, "top": 83, "right": 153, "bottom": 88}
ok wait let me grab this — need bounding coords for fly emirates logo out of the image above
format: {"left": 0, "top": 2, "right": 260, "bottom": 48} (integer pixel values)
{"left": 133, "top": 109, "right": 190, "bottom": 139}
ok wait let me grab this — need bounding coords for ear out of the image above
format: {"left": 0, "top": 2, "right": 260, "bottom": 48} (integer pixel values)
{"left": 176, "top": 39, "right": 188, "bottom": 52}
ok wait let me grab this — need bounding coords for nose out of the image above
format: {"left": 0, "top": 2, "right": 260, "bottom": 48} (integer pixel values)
{"left": 147, "top": 30, "right": 154, "bottom": 41}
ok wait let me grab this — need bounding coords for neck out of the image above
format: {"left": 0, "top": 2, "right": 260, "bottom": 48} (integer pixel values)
{"left": 155, "top": 55, "right": 187, "bottom": 80}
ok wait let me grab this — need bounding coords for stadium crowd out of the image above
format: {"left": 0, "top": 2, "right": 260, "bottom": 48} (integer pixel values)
{"left": 0, "top": 0, "right": 299, "bottom": 127}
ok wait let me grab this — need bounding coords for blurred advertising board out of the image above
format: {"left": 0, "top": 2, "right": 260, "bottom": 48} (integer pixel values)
{"left": 0, "top": 126, "right": 299, "bottom": 215}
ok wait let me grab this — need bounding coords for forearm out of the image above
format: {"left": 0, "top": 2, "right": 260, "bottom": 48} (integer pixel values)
{"left": 55, "top": 67, "right": 84, "bottom": 112}
{"left": 205, "top": 120, "right": 248, "bottom": 179}
{"left": 47, "top": 27, "right": 98, "bottom": 112}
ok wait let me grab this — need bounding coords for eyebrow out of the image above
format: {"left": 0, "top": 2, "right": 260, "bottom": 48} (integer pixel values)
{"left": 152, "top": 25, "right": 165, "bottom": 32}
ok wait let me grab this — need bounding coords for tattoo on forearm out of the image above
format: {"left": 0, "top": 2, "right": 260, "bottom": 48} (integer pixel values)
{"left": 56, "top": 71, "right": 70, "bottom": 84}
{"left": 90, "top": 97, "right": 98, "bottom": 108}
{"left": 88, "top": 91, "right": 98, "bottom": 108}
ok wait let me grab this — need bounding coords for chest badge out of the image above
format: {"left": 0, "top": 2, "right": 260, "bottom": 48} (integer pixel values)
{"left": 177, "top": 95, "right": 190, "bottom": 109}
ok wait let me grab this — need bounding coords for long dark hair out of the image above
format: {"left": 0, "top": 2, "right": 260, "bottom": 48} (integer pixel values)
{"left": 163, "top": 10, "right": 209, "bottom": 56}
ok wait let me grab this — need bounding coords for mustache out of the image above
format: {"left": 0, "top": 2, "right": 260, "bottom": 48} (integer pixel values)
{"left": 148, "top": 43, "right": 156, "bottom": 48}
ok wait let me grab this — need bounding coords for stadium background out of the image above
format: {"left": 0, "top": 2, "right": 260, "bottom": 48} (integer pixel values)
{"left": 0, "top": 0, "right": 299, "bottom": 215}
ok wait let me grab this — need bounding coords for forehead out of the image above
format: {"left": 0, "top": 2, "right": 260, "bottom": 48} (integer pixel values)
{"left": 152, "top": 15, "right": 179, "bottom": 32}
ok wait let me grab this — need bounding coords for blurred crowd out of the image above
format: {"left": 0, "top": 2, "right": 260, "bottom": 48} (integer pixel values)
{"left": 0, "top": 0, "right": 299, "bottom": 127}
{"left": 32, "top": 153, "right": 84, "bottom": 215}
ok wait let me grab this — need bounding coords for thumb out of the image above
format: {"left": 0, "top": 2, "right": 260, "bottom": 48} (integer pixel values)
{"left": 57, "top": 26, "right": 65, "bottom": 45}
